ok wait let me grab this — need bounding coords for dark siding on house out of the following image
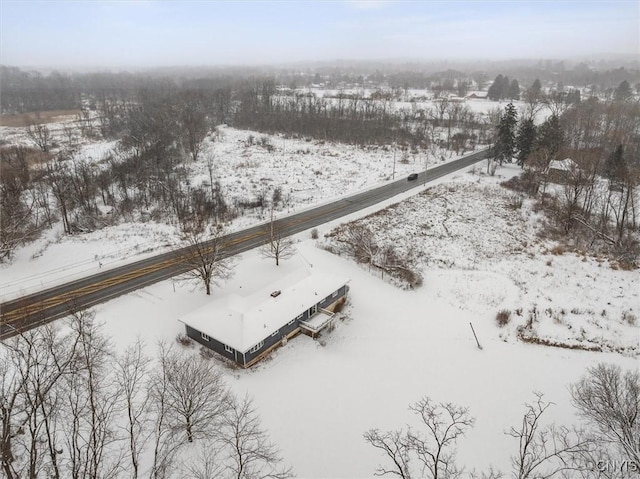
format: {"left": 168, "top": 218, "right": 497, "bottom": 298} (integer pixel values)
{"left": 318, "top": 285, "right": 348, "bottom": 309}
{"left": 243, "top": 314, "right": 300, "bottom": 364}
{"left": 185, "top": 325, "right": 236, "bottom": 362}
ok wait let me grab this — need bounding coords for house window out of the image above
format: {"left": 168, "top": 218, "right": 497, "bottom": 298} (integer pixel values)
{"left": 225, "top": 345, "right": 233, "bottom": 353}
{"left": 296, "top": 313, "right": 304, "bottom": 320}
{"left": 249, "top": 341, "right": 264, "bottom": 354}
{"left": 332, "top": 290, "right": 338, "bottom": 298}
{"left": 201, "top": 332, "right": 210, "bottom": 341}
{"left": 271, "top": 330, "right": 279, "bottom": 337}
{"left": 288, "top": 319, "right": 295, "bottom": 326}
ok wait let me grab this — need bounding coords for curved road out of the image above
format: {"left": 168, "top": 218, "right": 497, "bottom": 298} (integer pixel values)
{"left": 0, "top": 148, "right": 489, "bottom": 339}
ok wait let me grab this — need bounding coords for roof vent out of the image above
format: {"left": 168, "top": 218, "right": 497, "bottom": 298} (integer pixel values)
{"left": 270, "top": 290, "right": 281, "bottom": 298}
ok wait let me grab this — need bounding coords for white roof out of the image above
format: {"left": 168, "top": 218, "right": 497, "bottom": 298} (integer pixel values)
{"left": 548, "top": 158, "right": 577, "bottom": 171}
{"left": 179, "top": 271, "right": 349, "bottom": 353}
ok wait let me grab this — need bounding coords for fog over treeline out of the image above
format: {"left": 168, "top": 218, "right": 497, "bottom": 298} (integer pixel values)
{"left": 2, "top": 57, "right": 639, "bottom": 114}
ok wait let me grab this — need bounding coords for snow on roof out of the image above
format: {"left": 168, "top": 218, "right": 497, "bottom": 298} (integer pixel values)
{"left": 179, "top": 271, "right": 349, "bottom": 353}
{"left": 548, "top": 158, "right": 577, "bottom": 171}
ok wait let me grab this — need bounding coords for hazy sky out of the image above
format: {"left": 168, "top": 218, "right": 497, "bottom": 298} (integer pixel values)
{"left": 1, "top": 0, "right": 638, "bottom": 68}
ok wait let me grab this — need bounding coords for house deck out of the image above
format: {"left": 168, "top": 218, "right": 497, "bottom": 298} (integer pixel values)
{"left": 300, "top": 309, "right": 334, "bottom": 336}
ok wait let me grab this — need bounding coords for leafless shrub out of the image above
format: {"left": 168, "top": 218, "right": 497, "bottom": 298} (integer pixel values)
{"left": 507, "top": 194, "right": 524, "bottom": 210}
{"left": 175, "top": 333, "right": 193, "bottom": 347}
{"left": 496, "top": 309, "right": 512, "bottom": 327}
{"left": 259, "top": 136, "right": 274, "bottom": 152}
{"left": 622, "top": 310, "right": 637, "bottom": 326}
{"left": 310, "top": 228, "right": 319, "bottom": 239}
{"left": 199, "top": 347, "right": 215, "bottom": 360}
{"left": 332, "top": 297, "right": 346, "bottom": 314}
{"left": 501, "top": 170, "right": 540, "bottom": 195}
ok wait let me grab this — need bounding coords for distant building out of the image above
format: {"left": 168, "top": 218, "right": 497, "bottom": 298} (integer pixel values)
{"left": 547, "top": 158, "right": 579, "bottom": 184}
{"left": 179, "top": 272, "right": 349, "bottom": 368}
{"left": 466, "top": 92, "right": 488, "bottom": 99}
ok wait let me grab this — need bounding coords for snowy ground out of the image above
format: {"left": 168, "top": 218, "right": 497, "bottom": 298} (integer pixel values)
{"left": 24, "top": 162, "right": 631, "bottom": 478}
{"left": 323, "top": 165, "right": 639, "bottom": 357}
{"left": 2, "top": 100, "right": 632, "bottom": 477}
{"left": 0, "top": 121, "right": 477, "bottom": 300}
{"left": 88, "top": 241, "right": 637, "bottom": 479}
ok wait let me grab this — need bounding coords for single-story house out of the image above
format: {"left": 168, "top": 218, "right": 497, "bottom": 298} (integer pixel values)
{"left": 179, "top": 272, "right": 350, "bottom": 368}
{"left": 547, "top": 158, "right": 579, "bottom": 184}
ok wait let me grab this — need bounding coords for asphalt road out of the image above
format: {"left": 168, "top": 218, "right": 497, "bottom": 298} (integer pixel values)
{"left": 0, "top": 148, "right": 489, "bottom": 339}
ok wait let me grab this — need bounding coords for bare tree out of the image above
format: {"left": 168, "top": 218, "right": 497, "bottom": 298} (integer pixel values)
{"left": 219, "top": 394, "right": 293, "bottom": 479}
{"left": 570, "top": 363, "right": 640, "bottom": 463}
{"left": 0, "top": 346, "right": 20, "bottom": 479}
{"left": 507, "top": 392, "right": 592, "bottom": 479}
{"left": 147, "top": 343, "right": 181, "bottom": 479}
{"left": 363, "top": 429, "right": 411, "bottom": 479}
{"left": 406, "top": 397, "right": 475, "bottom": 479}
{"left": 178, "top": 223, "right": 232, "bottom": 295}
{"left": 334, "top": 223, "right": 379, "bottom": 265}
{"left": 177, "top": 91, "right": 210, "bottom": 163}
{"left": 261, "top": 209, "right": 295, "bottom": 266}
{"left": 63, "top": 310, "right": 123, "bottom": 479}
{"left": 364, "top": 397, "right": 474, "bottom": 479}
{"left": 115, "top": 338, "right": 151, "bottom": 479}
{"left": 1, "top": 317, "right": 82, "bottom": 479}
{"left": 180, "top": 440, "right": 225, "bottom": 479}
{"left": 157, "top": 345, "right": 230, "bottom": 443}
{"left": 26, "top": 119, "right": 52, "bottom": 153}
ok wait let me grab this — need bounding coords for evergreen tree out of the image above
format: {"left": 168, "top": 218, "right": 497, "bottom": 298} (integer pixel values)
{"left": 493, "top": 102, "right": 518, "bottom": 165}
{"left": 614, "top": 80, "right": 632, "bottom": 102}
{"left": 530, "top": 79, "right": 542, "bottom": 99}
{"left": 508, "top": 79, "right": 520, "bottom": 100}
{"left": 516, "top": 118, "right": 536, "bottom": 166}
{"left": 487, "top": 74, "right": 504, "bottom": 101}
{"left": 566, "top": 89, "right": 581, "bottom": 104}
{"left": 604, "top": 144, "right": 626, "bottom": 187}
{"left": 536, "top": 114, "right": 564, "bottom": 157}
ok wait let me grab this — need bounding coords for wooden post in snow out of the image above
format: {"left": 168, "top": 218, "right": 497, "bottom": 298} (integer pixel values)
{"left": 469, "top": 322, "right": 482, "bottom": 350}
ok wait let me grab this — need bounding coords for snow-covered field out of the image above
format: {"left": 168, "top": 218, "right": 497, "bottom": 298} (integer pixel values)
{"left": 87, "top": 237, "right": 637, "bottom": 478}
{"left": 0, "top": 121, "right": 476, "bottom": 300}
{"left": 14, "top": 162, "right": 631, "bottom": 478}
{"left": 322, "top": 165, "right": 639, "bottom": 357}
{"left": 2, "top": 98, "right": 635, "bottom": 478}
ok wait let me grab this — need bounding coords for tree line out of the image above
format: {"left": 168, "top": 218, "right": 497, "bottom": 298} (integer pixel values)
{"left": 0, "top": 311, "right": 292, "bottom": 479}
{"left": 490, "top": 92, "right": 639, "bottom": 262}
{"left": 1, "top": 70, "right": 496, "bottom": 262}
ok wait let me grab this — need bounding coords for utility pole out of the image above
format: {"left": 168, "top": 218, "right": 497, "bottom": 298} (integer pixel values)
{"left": 469, "top": 322, "right": 483, "bottom": 350}
{"left": 392, "top": 142, "right": 396, "bottom": 180}
{"left": 423, "top": 153, "right": 428, "bottom": 186}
